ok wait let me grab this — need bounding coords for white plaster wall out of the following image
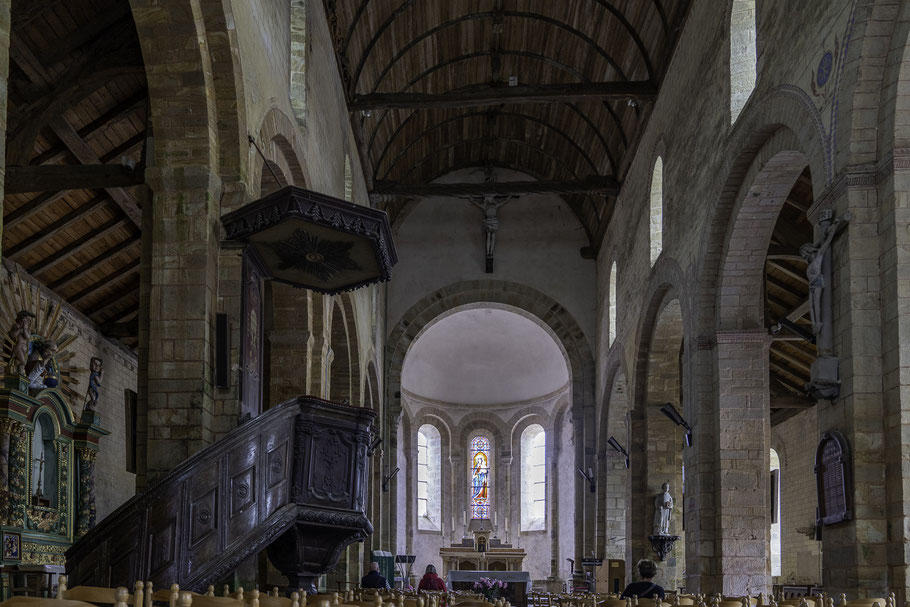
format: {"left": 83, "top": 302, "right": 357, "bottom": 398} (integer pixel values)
{"left": 388, "top": 168, "right": 595, "bottom": 346}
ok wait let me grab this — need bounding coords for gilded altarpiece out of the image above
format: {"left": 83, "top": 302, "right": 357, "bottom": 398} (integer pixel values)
{"left": 0, "top": 281, "right": 108, "bottom": 597}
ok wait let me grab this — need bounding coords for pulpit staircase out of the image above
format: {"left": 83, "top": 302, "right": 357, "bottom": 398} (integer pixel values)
{"left": 65, "top": 396, "right": 375, "bottom": 592}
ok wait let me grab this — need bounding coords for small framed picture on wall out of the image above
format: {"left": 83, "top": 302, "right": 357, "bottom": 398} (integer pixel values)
{"left": 3, "top": 531, "right": 20, "bottom": 561}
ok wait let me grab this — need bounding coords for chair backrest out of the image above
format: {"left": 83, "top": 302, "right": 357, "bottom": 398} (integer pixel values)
{"left": 62, "top": 586, "right": 135, "bottom": 607}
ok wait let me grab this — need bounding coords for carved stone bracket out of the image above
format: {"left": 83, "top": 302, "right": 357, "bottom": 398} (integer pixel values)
{"left": 648, "top": 534, "right": 680, "bottom": 562}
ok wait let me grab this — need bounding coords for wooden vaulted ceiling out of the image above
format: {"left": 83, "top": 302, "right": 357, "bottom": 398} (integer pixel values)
{"left": 326, "top": 0, "right": 691, "bottom": 248}
{"left": 4, "top": 0, "right": 147, "bottom": 348}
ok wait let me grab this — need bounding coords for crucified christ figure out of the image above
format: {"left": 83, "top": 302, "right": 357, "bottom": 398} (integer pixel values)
{"left": 470, "top": 194, "right": 512, "bottom": 272}
{"left": 799, "top": 216, "right": 841, "bottom": 336}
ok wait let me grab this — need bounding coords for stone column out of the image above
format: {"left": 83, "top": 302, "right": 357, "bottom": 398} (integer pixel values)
{"left": 0, "top": 0, "right": 10, "bottom": 258}
{"left": 142, "top": 167, "right": 223, "bottom": 482}
{"left": 812, "top": 179, "right": 887, "bottom": 598}
{"left": 714, "top": 330, "right": 771, "bottom": 596}
{"left": 75, "top": 448, "right": 97, "bottom": 537}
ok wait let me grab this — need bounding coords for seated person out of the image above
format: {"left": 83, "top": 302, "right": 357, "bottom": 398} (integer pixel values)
{"left": 417, "top": 565, "right": 447, "bottom": 592}
{"left": 362, "top": 562, "right": 390, "bottom": 589}
{"left": 620, "top": 559, "right": 665, "bottom": 600}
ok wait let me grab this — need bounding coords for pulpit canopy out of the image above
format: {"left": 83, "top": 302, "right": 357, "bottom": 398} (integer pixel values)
{"left": 221, "top": 186, "right": 398, "bottom": 294}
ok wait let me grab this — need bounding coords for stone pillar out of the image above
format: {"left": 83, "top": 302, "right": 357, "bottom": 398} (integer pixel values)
{"left": 714, "top": 330, "right": 771, "bottom": 596}
{"left": 269, "top": 284, "right": 315, "bottom": 404}
{"left": 143, "top": 167, "right": 223, "bottom": 482}
{"left": 8, "top": 421, "right": 26, "bottom": 528}
{"left": 0, "top": 0, "right": 10, "bottom": 258}
{"left": 75, "top": 448, "right": 97, "bottom": 537}
{"left": 813, "top": 180, "right": 887, "bottom": 598}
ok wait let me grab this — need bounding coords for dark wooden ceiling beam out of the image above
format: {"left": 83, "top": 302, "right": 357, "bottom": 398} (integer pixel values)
{"left": 770, "top": 395, "right": 816, "bottom": 409}
{"left": 350, "top": 81, "right": 657, "bottom": 110}
{"left": 99, "top": 133, "right": 146, "bottom": 164}
{"left": 86, "top": 279, "right": 140, "bottom": 319}
{"left": 46, "top": 116, "right": 143, "bottom": 226}
{"left": 30, "top": 93, "right": 147, "bottom": 166}
{"left": 3, "top": 189, "right": 69, "bottom": 229}
{"left": 770, "top": 345, "right": 812, "bottom": 374}
{"left": 38, "top": 1, "right": 132, "bottom": 67}
{"left": 28, "top": 217, "right": 129, "bottom": 276}
{"left": 370, "top": 175, "right": 619, "bottom": 201}
{"left": 11, "top": 0, "right": 64, "bottom": 29}
{"left": 4, "top": 195, "right": 109, "bottom": 258}
{"left": 49, "top": 237, "right": 140, "bottom": 291}
{"left": 5, "top": 164, "right": 144, "bottom": 195}
{"left": 767, "top": 259, "right": 808, "bottom": 285}
{"left": 67, "top": 259, "right": 140, "bottom": 305}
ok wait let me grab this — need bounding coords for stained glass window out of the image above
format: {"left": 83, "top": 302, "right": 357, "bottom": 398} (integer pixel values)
{"left": 470, "top": 436, "right": 491, "bottom": 519}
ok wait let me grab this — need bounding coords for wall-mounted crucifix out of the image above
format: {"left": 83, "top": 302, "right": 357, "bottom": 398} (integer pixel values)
{"left": 469, "top": 194, "right": 512, "bottom": 273}
{"left": 800, "top": 209, "right": 850, "bottom": 401}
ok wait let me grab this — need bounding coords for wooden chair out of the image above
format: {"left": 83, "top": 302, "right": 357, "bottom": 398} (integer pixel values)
{"left": 2, "top": 599, "right": 102, "bottom": 607}
{"left": 57, "top": 577, "right": 142, "bottom": 607}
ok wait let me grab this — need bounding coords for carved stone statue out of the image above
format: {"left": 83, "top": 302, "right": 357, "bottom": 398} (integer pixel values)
{"left": 83, "top": 357, "right": 104, "bottom": 412}
{"left": 6, "top": 311, "right": 35, "bottom": 377}
{"left": 653, "top": 482, "right": 674, "bottom": 535}
{"left": 25, "top": 339, "right": 57, "bottom": 390}
{"left": 469, "top": 194, "right": 512, "bottom": 270}
{"left": 799, "top": 216, "right": 841, "bottom": 336}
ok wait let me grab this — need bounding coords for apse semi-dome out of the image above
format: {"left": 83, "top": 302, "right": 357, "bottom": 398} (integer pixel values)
{"left": 401, "top": 307, "right": 569, "bottom": 406}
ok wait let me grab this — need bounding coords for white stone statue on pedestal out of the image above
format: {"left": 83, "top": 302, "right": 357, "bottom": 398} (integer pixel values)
{"left": 653, "top": 482, "right": 673, "bottom": 535}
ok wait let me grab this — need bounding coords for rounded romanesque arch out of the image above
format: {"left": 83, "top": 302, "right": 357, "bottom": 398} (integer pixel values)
{"left": 251, "top": 106, "right": 309, "bottom": 200}
{"left": 387, "top": 280, "right": 595, "bottom": 561}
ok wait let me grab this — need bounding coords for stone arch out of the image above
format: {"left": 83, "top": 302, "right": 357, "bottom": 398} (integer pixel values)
{"left": 630, "top": 286, "right": 687, "bottom": 590}
{"left": 336, "top": 294, "right": 363, "bottom": 406}
{"left": 251, "top": 107, "right": 308, "bottom": 199}
{"left": 386, "top": 279, "right": 595, "bottom": 557}
{"left": 328, "top": 300, "right": 354, "bottom": 403}
{"left": 696, "top": 99, "right": 827, "bottom": 337}
{"left": 597, "top": 353, "right": 632, "bottom": 568}
{"left": 366, "top": 359, "right": 381, "bottom": 411}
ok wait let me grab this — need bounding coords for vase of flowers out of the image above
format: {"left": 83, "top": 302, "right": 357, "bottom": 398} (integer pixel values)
{"left": 473, "top": 577, "right": 508, "bottom": 602}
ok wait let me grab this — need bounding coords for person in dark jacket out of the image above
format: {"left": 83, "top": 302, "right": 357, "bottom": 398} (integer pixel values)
{"left": 362, "top": 562, "right": 390, "bottom": 589}
{"left": 417, "top": 564, "right": 447, "bottom": 592}
{"left": 620, "top": 559, "right": 665, "bottom": 600}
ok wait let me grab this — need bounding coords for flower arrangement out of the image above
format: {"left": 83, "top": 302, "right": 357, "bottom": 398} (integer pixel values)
{"left": 472, "top": 577, "right": 508, "bottom": 602}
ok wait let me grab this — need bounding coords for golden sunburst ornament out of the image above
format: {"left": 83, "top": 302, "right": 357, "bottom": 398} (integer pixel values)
{"left": 1, "top": 268, "right": 84, "bottom": 408}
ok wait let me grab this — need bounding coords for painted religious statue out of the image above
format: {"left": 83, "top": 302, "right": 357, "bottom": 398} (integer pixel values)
{"left": 26, "top": 339, "right": 58, "bottom": 390}
{"left": 653, "top": 482, "right": 674, "bottom": 536}
{"left": 83, "top": 357, "right": 104, "bottom": 413}
{"left": 6, "top": 310, "right": 35, "bottom": 377}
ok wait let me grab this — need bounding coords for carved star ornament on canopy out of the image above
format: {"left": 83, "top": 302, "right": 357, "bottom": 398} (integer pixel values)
{"left": 221, "top": 186, "right": 398, "bottom": 295}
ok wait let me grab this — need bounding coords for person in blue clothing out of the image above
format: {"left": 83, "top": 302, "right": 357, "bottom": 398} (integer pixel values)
{"left": 362, "top": 562, "right": 391, "bottom": 589}
{"left": 620, "top": 559, "right": 665, "bottom": 600}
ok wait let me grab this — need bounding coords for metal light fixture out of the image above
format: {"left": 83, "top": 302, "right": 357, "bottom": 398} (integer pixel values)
{"left": 659, "top": 402, "right": 693, "bottom": 447}
{"left": 607, "top": 436, "right": 630, "bottom": 468}
{"left": 577, "top": 466, "right": 595, "bottom": 493}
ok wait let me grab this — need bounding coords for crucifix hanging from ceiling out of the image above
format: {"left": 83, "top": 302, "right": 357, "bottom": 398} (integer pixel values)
{"left": 469, "top": 193, "right": 512, "bottom": 274}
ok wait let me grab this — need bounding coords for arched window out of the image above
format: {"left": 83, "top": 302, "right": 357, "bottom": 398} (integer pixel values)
{"left": 609, "top": 261, "right": 617, "bottom": 346}
{"left": 470, "top": 436, "right": 492, "bottom": 519}
{"left": 521, "top": 425, "right": 546, "bottom": 531}
{"left": 649, "top": 157, "right": 663, "bottom": 266}
{"left": 770, "top": 448, "right": 781, "bottom": 576}
{"left": 417, "top": 424, "right": 441, "bottom": 530}
{"left": 343, "top": 154, "right": 353, "bottom": 202}
{"left": 31, "top": 413, "right": 57, "bottom": 506}
{"left": 729, "top": 0, "right": 757, "bottom": 123}
{"left": 290, "top": 0, "right": 308, "bottom": 128}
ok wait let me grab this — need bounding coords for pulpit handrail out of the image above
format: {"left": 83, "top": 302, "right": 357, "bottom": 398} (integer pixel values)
{"left": 71, "top": 399, "right": 301, "bottom": 547}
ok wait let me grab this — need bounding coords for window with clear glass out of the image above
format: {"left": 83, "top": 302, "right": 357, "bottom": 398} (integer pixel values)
{"left": 770, "top": 448, "right": 781, "bottom": 576}
{"left": 609, "top": 262, "right": 617, "bottom": 346}
{"left": 417, "top": 424, "right": 441, "bottom": 530}
{"left": 730, "top": 0, "right": 757, "bottom": 123}
{"left": 470, "top": 436, "right": 492, "bottom": 519}
{"left": 521, "top": 425, "right": 546, "bottom": 531}
{"left": 649, "top": 157, "right": 663, "bottom": 266}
